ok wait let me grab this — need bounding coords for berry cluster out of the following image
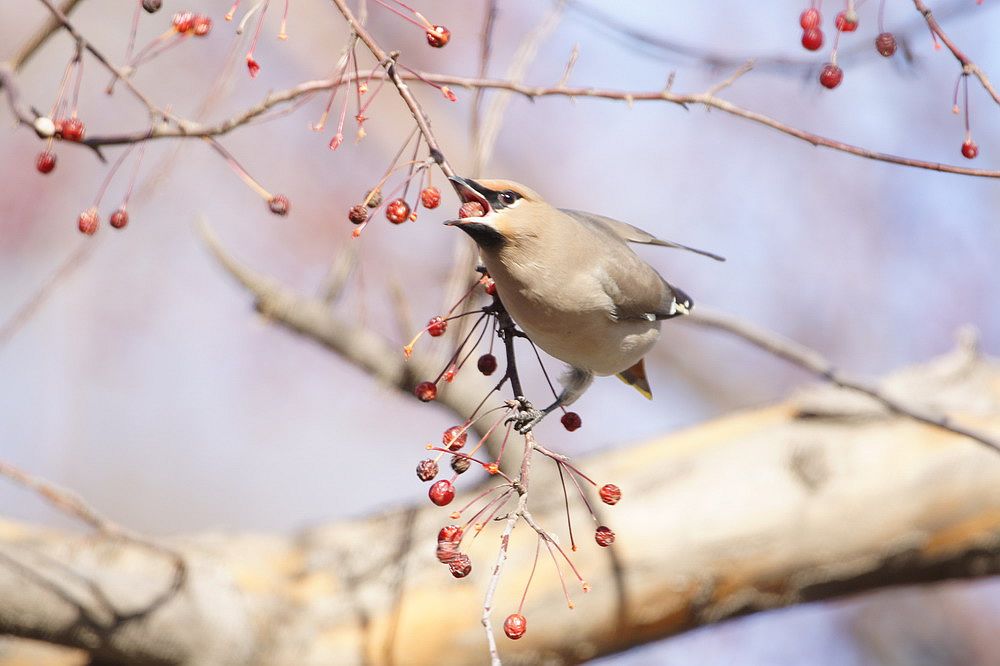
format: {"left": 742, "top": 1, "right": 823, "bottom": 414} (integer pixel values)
{"left": 798, "top": 1, "right": 899, "bottom": 91}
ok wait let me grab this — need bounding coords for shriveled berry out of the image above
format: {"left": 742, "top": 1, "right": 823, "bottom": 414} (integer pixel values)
{"left": 420, "top": 186, "right": 441, "bottom": 209}
{"left": 268, "top": 195, "right": 290, "bottom": 216}
{"left": 438, "top": 525, "right": 463, "bottom": 544}
{"left": 595, "top": 526, "right": 615, "bottom": 547}
{"left": 599, "top": 483, "right": 622, "bottom": 506}
{"left": 416, "top": 458, "right": 439, "bottom": 482}
{"left": 962, "top": 140, "right": 979, "bottom": 159}
{"left": 109, "top": 208, "right": 129, "bottom": 229}
{"left": 477, "top": 353, "right": 497, "bottom": 376}
{"left": 443, "top": 425, "right": 467, "bottom": 451}
{"left": 246, "top": 56, "right": 261, "bottom": 78}
{"left": 451, "top": 455, "right": 471, "bottom": 474}
{"left": 449, "top": 553, "right": 471, "bottom": 578}
{"left": 35, "top": 151, "right": 56, "bottom": 174}
{"left": 385, "top": 198, "right": 411, "bottom": 224}
{"left": 799, "top": 8, "right": 820, "bottom": 29}
{"left": 426, "top": 25, "right": 451, "bottom": 48}
{"left": 875, "top": 32, "right": 897, "bottom": 57}
{"left": 348, "top": 204, "right": 368, "bottom": 225}
{"left": 78, "top": 208, "right": 99, "bottom": 235}
{"left": 364, "top": 188, "right": 383, "bottom": 208}
{"left": 414, "top": 381, "right": 437, "bottom": 402}
{"left": 60, "top": 118, "right": 85, "bottom": 142}
{"left": 503, "top": 613, "right": 527, "bottom": 640}
{"left": 192, "top": 15, "right": 212, "bottom": 36}
{"left": 835, "top": 10, "right": 859, "bottom": 32}
{"left": 561, "top": 411, "right": 582, "bottom": 432}
{"left": 819, "top": 63, "right": 843, "bottom": 89}
{"left": 801, "top": 28, "right": 823, "bottom": 51}
{"left": 429, "top": 479, "right": 455, "bottom": 506}
{"left": 459, "top": 201, "right": 485, "bottom": 218}
{"left": 142, "top": 0, "right": 162, "bottom": 12}
{"left": 427, "top": 316, "right": 448, "bottom": 337}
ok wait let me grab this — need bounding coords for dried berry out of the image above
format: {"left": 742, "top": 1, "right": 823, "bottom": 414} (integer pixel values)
{"left": 459, "top": 201, "right": 485, "bottom": 218}
{"left": 819, "top": 63, "right": 843, "bottom": 89}
{"left": 449, "top": 553, "right": 471, "bottom": 578}
{"left": 425, "top": 25, "right": 451, "bottom": 48}
{"left": 443, "top": 425, "right": 467, "bottom": 451}
{"left": 429, "top": 480, "right": 455, "bottom": 506}
{"left": 561, "top": 412, "right": 582, "bottom": 432}
{"left": 142, "top": 0, "right": 162, "bottom": 13}
{"left": 386, "top": 198, "right": 411, "bottom": 224}
{"left": 477, "top": 353, "right": 497, "bottom": 376}
{"left": 192, "top": 15, "right": 213, "bottom": 36}
{"left": 78, "top": 208, "right": 99, "bottom": 235}
{"left": 427, "top": 316, "right": 448, "bottom": 337}
{"left": 109, "top": 208, "right": 129, "bottom": 229}
{"left": 364, "top": 188, "right": 383, "bottom": 208}
{"left": 599, "top": 484, "right": 622, "bottom": 506}
{"left": 416, "top": 458, "right": 439, "bottom": 482}
{"left": 420, "top": 186, "right": 441, "bottom": 209}
{"left": 172, "top": 12, "right": 195, "bottom": 33}
{"left": 595, "top": 526, "right": 616, "bottom": 547}
{"left": 438, "top": 525, "right": 463, "bottom": 544}
{"left": 60, "top": 118, "right": 85, "bottom": 142}
{"left": 875, "top": 32, "right": 897, "bottom": 57}
{"left": 35, "top": 151, "right": 56, "bottom": 174}
{"left": 414, "top": 381, "right": 438, "bottom": 402}
{"left": 268, "top": 195, "right": 290, "bottom": 216}
{"left": 348, "top": 204, "right": 368, "bottom": 225}
{"left": 451, "top": 455, "right": 471, "bottom": 474}
{"left": 503, "top": 613, "right": 527, "bottom": 640}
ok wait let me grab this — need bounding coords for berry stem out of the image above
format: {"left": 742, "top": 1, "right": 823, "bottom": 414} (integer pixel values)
{"left": 203, "top": 137, "right": 272, "bottom": 201}
{"left": 517, "top": 537, "right": 542, "bottom": 614}
{"left": 557, "top": 463, "right": 577, "bottom": 552}
{"left": 371, "top": 0, "right": 430, "bottom": 31}
{"left": 92, "top": 146, "right": 136, "bottom": 208}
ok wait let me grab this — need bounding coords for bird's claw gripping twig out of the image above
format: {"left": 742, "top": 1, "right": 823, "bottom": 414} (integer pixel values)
{"left": 505, "top": 397, "right": 545, "bottom": 433}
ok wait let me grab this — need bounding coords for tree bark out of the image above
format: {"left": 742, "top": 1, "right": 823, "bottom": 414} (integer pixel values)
{"left": 2, "top": 340, "right": 999, "bottom": 665}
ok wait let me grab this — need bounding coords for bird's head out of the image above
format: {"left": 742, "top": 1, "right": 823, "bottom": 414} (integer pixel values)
{"left": 445, "top": 177, "right": 548, "bottom": 251}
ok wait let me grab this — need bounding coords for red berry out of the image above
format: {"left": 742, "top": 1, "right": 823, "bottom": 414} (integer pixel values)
{"left": 420, "top": 186, "right": 441, "bottom": 209}
{"left": 348, "top": 204, "right": 368, "bottom": 224}
{"left": 246, "top": 56, "right": 261, "bottom": 78}
{"left": 503, "top": 613, "right": 527, "bottom": 640}
{"left": 819, "top": 63, "right": 843, "bottom": 89}
{"left": 599, "top": 484, "right": 622, "bottom": 506}
{"left": 426, "top": 25, "right": 451, "bottom": 48}
{"left": 268, "top": 195, "right": 290, "bottom": 216}
{"left": 60, "top": 118, "right": 85, "bottom": 142}
{"left": 449, "top": 553, "right": 472, "bottom": 578}
{"left": 427, "top": 316, "right": 448, "bottom": 337}
{"left": 192, "top": 15, "right": 212, "bottom": 36}
{"left": 458, "top": 201, "right": 485, "bottom": 218}
{"left": 414, "top": 381, "right": 437, "bottom": 402}
{"left": 109, "top": 208, "right": 129, "bottom": 229}
{"left": 835, "top": 10, "right": 859, "bottom": 32}
{"left": 799, "top": 8, "right": 820, "bottom": 29}
{"left": 875, "top": 32, "right": 897, "bottom": 57}
{"left": 595, "top": 526, "right": 616, "bottom": 547}
{"left": 386, "top": 198, "right": 411, "bottom": 224}
{"left": 801, "top": 28, "right": 823, "bottom": 51}
{"left": 416, "top": 458, "right": 439, "bottom": 482}
{"left": 429, "top": 480, "right": 455, "bottom": 506}
{"left": 477, "top": 353, "right": 497, "bottom": 376}
{"left": 35, "top": 151, "right": 56, "bottom": 174}
{"left": 483, "top": 279, "right": 496, "bottom": 296}
{"left": 443, "top": 425, "right": 467, "bottom": 451}
{"left": 172, "top": 11, "right": 194, "bottom": 32}
{"left": 77, "top": 208, "right": 99, "bottom": 235}
{"left": 962, "top": 140, "right": 979, "bottom": 159}
{"left": 561, "top": 411, "right": 582, "bottom": 432}
{"left": 438, "top": 525, "right": 463, "bottom": 544}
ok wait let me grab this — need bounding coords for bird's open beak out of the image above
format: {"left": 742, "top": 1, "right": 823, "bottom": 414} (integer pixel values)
{"left": 443, "top": 176, "right": 506, "bottom": 248}
{"left": 445, "top": 176, "right": 493, "bottom": 224}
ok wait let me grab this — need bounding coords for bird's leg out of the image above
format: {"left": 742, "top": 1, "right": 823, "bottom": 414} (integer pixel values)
{"left": 513, "top": 367, "right": 594, "bottom": 434}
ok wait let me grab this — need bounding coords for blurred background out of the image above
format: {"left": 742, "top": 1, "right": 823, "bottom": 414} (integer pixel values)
{"left": 1, "top": 0, "right": 998, "bottom": 663}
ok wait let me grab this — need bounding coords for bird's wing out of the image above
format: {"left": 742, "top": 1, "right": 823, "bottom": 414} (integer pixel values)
{"left": 560, "top": 209, "right": 724, "bottom": 262}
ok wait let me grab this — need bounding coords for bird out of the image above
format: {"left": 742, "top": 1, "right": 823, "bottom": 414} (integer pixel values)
{"left": 445, "top": 176, "right": 723, "bottom": 431}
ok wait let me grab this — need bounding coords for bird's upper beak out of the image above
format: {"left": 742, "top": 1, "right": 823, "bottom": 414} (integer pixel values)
{"left": 446, "top": 176, "right": 494, "bottom": 219}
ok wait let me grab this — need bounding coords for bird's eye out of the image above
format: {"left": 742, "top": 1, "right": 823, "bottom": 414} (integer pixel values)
{"left": 498, "top": 190, "right": 519, "bottom": 206}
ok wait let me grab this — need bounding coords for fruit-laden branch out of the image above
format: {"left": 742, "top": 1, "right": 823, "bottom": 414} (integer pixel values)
{"left": 2, "top": 342, "right": 1000, "bottom": 665}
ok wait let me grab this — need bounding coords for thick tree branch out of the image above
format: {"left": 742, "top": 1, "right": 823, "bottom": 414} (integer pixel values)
{"left": 3, "top": 344, "right": 1000, "bottom": 664}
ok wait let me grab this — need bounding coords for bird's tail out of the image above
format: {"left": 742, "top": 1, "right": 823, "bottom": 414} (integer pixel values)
{"left": 616, "top": 358, "right": 652, "bottom": 399}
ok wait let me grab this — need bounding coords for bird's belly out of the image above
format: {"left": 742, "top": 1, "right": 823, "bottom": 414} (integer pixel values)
{"left": 504, "top": 296, "right": 660, "bottom": 376}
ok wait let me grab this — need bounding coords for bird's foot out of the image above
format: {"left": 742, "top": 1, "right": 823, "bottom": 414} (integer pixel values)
{"left": 506, "top": 397, "right": 545, "bottom": 434}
